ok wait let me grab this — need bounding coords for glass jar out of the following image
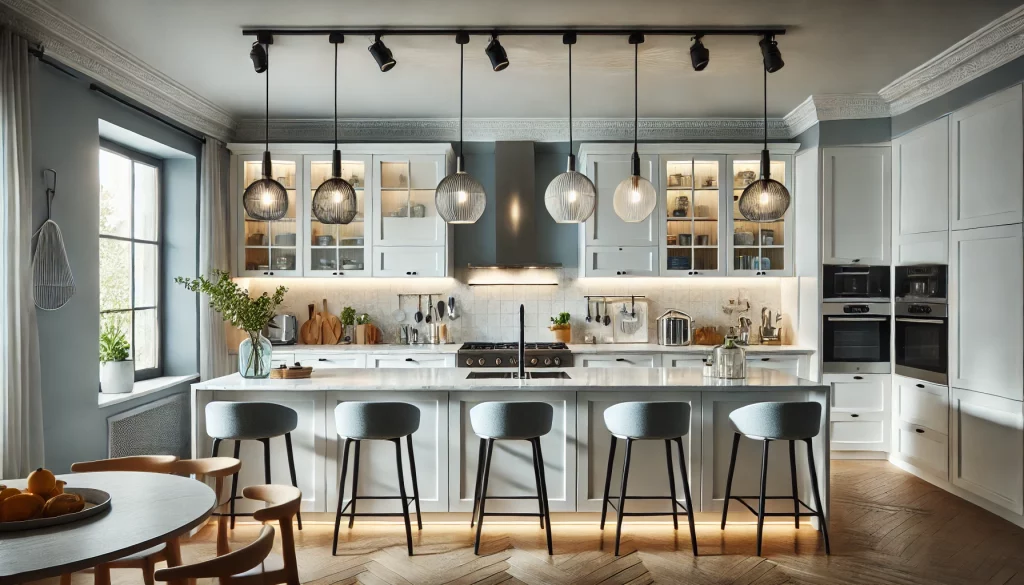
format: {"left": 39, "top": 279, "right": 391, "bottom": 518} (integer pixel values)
{"left": 239, "top": 332, "right": 273, "bottom": 379}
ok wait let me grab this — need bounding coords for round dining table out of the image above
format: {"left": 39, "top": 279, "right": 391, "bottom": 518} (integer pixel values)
{"left": 0, "top": 471, "right": 216, "bottom": 585}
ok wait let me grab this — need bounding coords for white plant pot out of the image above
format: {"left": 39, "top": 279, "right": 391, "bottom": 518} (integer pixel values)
{"left": 100, "top": 360, "right": 134, "bottom": 394}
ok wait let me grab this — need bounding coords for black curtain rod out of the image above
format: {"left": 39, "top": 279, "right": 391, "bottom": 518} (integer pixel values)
{"left": 28, "top": 46, "right": 79, "bottom": 80}
{"left": 89, "top": 84, "right": 206, "bottom": 144}
{"left": 242, "top": 26, "right": 786, "bottom": 38}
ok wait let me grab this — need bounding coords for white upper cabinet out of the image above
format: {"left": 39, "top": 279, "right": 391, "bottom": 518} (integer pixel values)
{"left": 823, "top": 146, "right": 892, "bottom": 265}
{"left": 949, "top": 224, "right": 1024, "bottom": 401}
{"left": 302, "top": 154, "right": 372, "bottom": 277}
{"left": 893, "top": 117, "right": 949, "bottom": 238}
{"left": 727, "top": 154, "right": 794, "bottom": 276}
{"left": 235, "top": 153, "right": 304, "bottom": 277}
{"left": 372, "top": 154, "right": 449, "bottom": 247}
{"left": 582, "top": 153, "right": 660, "bottom": 248}
{"left": 949, "top": 84, "right": 1024, "bottom": 230}
{"left": 659, "top": 155, "right": 727, "bottom": 277}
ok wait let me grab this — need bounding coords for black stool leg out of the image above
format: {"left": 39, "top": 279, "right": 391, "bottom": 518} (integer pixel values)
{"left": 599, "top": 436, "right": 617, "bottom": 530}
{"left": 805, "top": 438, "right": 831, "bottom": 555}
{"left": 533, "top": 438, "right": 553, "bottom": 556}
{"left": 675, "top": 437, "right": 698, "bottom": 556}
{"left": 756, "top": 439, "right": 771, "bottom": 556}
{"left": 614, "top": 438, "right": 633, "bottom": 556}
{"left": 229, "top": 440, "right": 241, "bottom": 529}
{"left": 261, "top": 437, "right": 272, "bottom": 485}
{"left": 284, "top": 432, "right": 302, "bottom": 530}
{"left": 406, "top": 434, "right": 422, "bottom": 530}
{"left": 474, "top": 439, "right": 495, "bottom": 555}
{"left": 470, "top": 438, "right": 485, "bottom": 528}
{"left": 211, "top": 438, "right": 222, "bottom": 458}
{"left": 332, "top": 438, "right": 352, "bottom": 556}
{"left": 664, "top": 439, "right": 679, "bottom": 530}
{"left": 393, "top": 438, "right": 414, "bottom": 556}
{"left": 530, "top": 439, "right": 546, "bottom": 529}
{"left": 720, "top": 432, "right": 741, "bottom": 530}
{"left": 348, "top": 440, "right": 361, "bottom": 529}
{"left": 789, "top": 440, "right": 799, "bottom": 529}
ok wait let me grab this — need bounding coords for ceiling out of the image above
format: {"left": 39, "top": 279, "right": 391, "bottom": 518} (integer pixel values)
{"left": 46, "top": 0, "right": 1022, "bottom": 121}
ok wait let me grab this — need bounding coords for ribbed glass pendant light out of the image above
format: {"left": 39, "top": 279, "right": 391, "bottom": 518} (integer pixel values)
{"left": 545, "top": 34, "right": 596, "bottom": 224}
{"left": 312, "top": 37, "right": 358, "bottom": 225}
{"left": 243, "top": 40, "right": 288, "bottom": 221}
{"left": 436, "top": 33, "right": 486, "bottom": 224}
{"left": 738, "top": 66, "right": 791, "bottom": 222}
{"left": 613, "top": 34, "right": 657, "bottom": 223}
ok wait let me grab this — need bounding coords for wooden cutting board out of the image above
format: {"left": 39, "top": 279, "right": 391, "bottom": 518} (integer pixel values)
{"left": 299, "top": 302, "right": 322, "bottom": 345}
{"left": 320, "top": 298, "right": 342, "bottom": 345}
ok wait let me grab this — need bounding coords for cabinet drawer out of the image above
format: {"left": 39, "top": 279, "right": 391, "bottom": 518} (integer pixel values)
{"left": 895, "top": 231, "right": 948, "bottom": 265}
{"left": 826, "top": 373, "right": 887, "bottom": 412}
{"left": 295, "top": 352, "right": 367, "bottom": 369}
{"left": 370, "top": 354, "right": 455, "bottom": 368}
{"left": 895, "top": 376, "right": 948, "bottom": 434}
{"left": 663, "top": 354, "right": 708, "bottom": 368}
{"left": 579, "top": 354, "right": 658, "bottom": 368}
{"left": 895, "top": 421, "right": 948, "bottom": 479}
{"left": 582, "top": 246, "right": 658, "bottom": 277}
{"left": 373, "top": 247, "right": 446, "bottom": 277}
{"left": 950, "top": 387, "right": 1024, "bottom": 514}
{"left": 748, "top": 356, "right": 800, "bottom": 375}
{"left": 831, "top": 411, "right": 886, "bottom": 451}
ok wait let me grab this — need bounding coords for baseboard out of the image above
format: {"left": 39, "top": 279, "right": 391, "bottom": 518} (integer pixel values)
{"left": 831, "top": 450, "right": 889, "bottom": 460}
{"left": 889, "top": 456, "right": 1024, "bottom": 529}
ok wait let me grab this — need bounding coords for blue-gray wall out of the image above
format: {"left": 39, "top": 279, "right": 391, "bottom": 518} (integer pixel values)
{"left": 31, "top": 62, "right": 201, "bottom": 472}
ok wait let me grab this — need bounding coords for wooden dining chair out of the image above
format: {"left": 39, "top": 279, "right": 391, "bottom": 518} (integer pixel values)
{"left": 168, "top": 457, "right": 243, "bottom": 559}
{"left": 218, "top": 485, "right": 302, "bottom": 585}
{"left": 153, "top": 525, "right": 276, "bottom": 585}
{"left": 61, "top": 456, "right": 182, "bottom": 585}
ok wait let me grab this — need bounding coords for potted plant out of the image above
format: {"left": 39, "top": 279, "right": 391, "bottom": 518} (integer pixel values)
{"left": 99, "top": 322, "right": 133, "bottom": 394}
{"left": 176, "top": 270, "right": 287, "bottom": 379}
{"left": 355, "top": 313, "right": 373, "bottom": 345}
{"left": 340, "top": 306, "right": 356, "bottom": 342}
{"left": 550, "top": 312, "right": 571, "bottom": 343}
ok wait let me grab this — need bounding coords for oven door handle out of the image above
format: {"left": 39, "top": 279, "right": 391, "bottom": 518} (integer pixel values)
{"left": 826, "top": 316, "right": 888, "bottom": 322}
{"left": 896, "top": 317, "right": 945, "bottom": 325}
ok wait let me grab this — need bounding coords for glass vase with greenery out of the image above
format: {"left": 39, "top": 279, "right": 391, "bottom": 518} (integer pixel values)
{"left": 176, "top": 270, "right": 287, "bottom": 379}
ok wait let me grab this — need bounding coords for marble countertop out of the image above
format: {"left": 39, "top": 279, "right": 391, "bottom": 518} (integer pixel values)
{"left": 269, "top": 343, "right": 814, "bottom": 355}
{"left": 194, "top": 366, "right": 826, "bottom": 392}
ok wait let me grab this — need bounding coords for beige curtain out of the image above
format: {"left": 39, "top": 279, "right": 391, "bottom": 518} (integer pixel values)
{"left": 198, "top": 138, "right": 233, "bottom": 379}
{"left": 1, "top": 29, "right": 44, "bottom": 477}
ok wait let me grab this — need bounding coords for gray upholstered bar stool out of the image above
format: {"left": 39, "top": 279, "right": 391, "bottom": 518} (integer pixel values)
{"left": 600, "top": 401, "right": 698, "bottom": 556}
{"left": 720, "top": 401, "right": 830, "bottom": 556}
{"left": 470, "top": 401, "right": 554, "bottom": 556}
{"left": 332, "top": 401, "right": 422, "bottom": 556}
{"left": 206, "top": 401, "right": 302, "bottom": 530}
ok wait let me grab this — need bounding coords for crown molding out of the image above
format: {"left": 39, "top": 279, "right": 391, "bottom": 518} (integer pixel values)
{"left": 233, "top": 117, "right": 793, "bottom": 143}
{"left": 880, "top": 5, "right": 1024, "bottom": 116}
{"left": 0, "top": 0, "right": 235, "bottom": 141}
{"left": 782, "top": 94, "right": 891, "bottom": 136}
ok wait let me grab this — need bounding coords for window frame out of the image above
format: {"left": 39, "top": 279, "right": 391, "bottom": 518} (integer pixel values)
{"left": 99, "top": 139, "right": 163, "bottom": 382}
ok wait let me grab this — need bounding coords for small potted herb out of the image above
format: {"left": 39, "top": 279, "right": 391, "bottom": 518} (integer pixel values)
{"left": 549, "top": 312, "right": 572, "bottom": 343}
{"left": 355, "top": 313, "right": 374, "bottom": 344}
{"left": 340, "top": 306, "right": 356, "bottom": 342}
{"left": 99, "top": 322, "right": 133, "bottom": 394}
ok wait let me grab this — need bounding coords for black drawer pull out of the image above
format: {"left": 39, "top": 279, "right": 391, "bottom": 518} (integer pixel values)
{"left": 405, "top": 358, "right": 415, "bottom": 362}
{"left": 915, "top": 428, "right": 925, "bottom": 434}
{"left": 916, "top": 383, "right": 925, "bottom": 388}
{"left": 854, "top": 375, "right": 863, "bottom": 380}
{"left": 761, "top": 358, "right": 769, "bottom": 362}
{"left": 850, "top": 413, "right": 860, "bottom": 418}
{"left": 615, "top": 358, "right": 631, "bottom": 363}
{"left": 318, "top": 358, "right": 327, "bottom": 361}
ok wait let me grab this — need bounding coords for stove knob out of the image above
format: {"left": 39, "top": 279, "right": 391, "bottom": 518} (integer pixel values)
{"left": 530, "top": 357, "right": 539, "bottom": 366}
{"left": 494, "top": 357, "right": 503, "bottom": 366}
{"left": 477, "top": 358, "right": 486, "bottom": 366}
{"left": 553, "top": 357, "right": 561, "bottom": 367}
{"left": 544, "top": 357, "right": 552, "bottom": 366}
{"left": 465, "top": 358, "right": 474, "bottom": 366}
{"left": 509, "top": 357, "right": 517, "bottom": 366}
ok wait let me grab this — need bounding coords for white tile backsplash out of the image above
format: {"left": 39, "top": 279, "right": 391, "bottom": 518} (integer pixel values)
{"left": 244, "top": 271, "right": 784, "bottom": 344}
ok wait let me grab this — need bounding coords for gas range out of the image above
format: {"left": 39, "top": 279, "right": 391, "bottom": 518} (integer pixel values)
{"left": 457, "top": 342, "right": 573, "bottom": 368}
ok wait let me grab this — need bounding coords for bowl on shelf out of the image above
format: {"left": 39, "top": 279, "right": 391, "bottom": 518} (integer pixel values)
{"left": 274, "top": 234, "right": 297, "bottom": 246}
{"left": 315, "top": 235, "right": 335, "bottom": 246}
{"left": 734, "top": 232, "right": 755, "bottom": 246}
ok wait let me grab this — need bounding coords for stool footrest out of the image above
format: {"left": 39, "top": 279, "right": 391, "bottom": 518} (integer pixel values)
{"left": 480, "top": 512, "right": 545, "bottom": 518}
{"left": 727, "top": 495, "right": 819, "bottom": 518}
{"left": 604, "top": 496, "right": 691, "bottom": 516}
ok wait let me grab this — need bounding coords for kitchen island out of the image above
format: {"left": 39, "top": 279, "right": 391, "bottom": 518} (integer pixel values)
{"left": 191, "top": 367, "right": 829, "bottom": 524}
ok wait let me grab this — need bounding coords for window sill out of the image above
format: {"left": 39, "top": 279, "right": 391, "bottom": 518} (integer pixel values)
{"left": 98, "top": 374, "right": 199, "bottom": 409}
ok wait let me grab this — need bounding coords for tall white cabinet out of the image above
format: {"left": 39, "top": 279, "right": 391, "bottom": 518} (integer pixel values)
{"left": 892, "top": 117, "right": 950, "bottom": 265}
{"left": 822, "top": 146, "right": 892, "bottom": 265}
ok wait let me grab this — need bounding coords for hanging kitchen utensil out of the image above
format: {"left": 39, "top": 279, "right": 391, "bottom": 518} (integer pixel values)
{"left": 448, "top": 296, "right": 457, "bottom": 320}
{"left": 594, "top": 300, "right": 600, "bottom": 323}
{"left": 437, "top": 299, "right": 446, "bottom": 320}
{"left": 586, "top": 300, "right": 592, "bottom": 323}
{"left": 425, "top": 295, "right": 433, "bottom": 323}
{"left": 603, "top": 300, "right": 611, "bottom": 326}
{"left": 32, "top": 169, "right": 75, "bottom": 310}
{"left": 613, "top": 300, "right": 649, "bottom": 342}
{"left": 414, "top": 295, "right": 423, "bottom": 323}
{"left": 320, "top": 298, "right": 342, "bottom": 345}
{"left": 621, "top": 296, "right": 638, "bottom": 324}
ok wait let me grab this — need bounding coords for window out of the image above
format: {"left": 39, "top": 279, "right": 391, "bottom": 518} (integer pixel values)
{"left": 99, "top": 143, "right": 161, "bottom": 379}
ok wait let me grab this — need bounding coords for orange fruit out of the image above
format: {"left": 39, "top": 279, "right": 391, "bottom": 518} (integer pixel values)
{"left": 26, "top": 468, "right": 56, "bottom": 496}
{"left": 0, "top": 487, "right": 20, "bottom": 503}
{"left": 42, "top": 493, "right": 84, "bottom": 518}
{"left": 0, "top": 492, "right": 45, "bottom": 522}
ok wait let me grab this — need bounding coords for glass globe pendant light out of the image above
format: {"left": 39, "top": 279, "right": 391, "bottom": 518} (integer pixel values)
{"left": 436, "top": 33, "right": 486, "bottom": 224}
{"left": 737, "top": 63, "right": 791, "bottom": 222}
{"left": 545, "top": 33, "right": 596, "bottom": 224}
{"left": 613, "top": 34, "right": 657, "bottom": 223}
{"left": 243, "top": 38, "right": 288, "bottom": 221}
{"left": 312, "top": 36, "right": 357, "bottom": 225}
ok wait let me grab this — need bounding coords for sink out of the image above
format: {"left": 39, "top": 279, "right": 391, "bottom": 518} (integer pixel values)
{"left": 465, "top": 371, "right": 571, "bottom": 380}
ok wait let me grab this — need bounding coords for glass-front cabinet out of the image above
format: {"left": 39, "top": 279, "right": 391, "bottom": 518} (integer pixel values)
{"left": 303, "top": 154, "right": 372, "bottom": 277}
{"left": 727, "top": 155, "right": 793, "bottom": 276}
{"left": 372, "top": 154, "right": 447, "bottom": 248}
{"left": 660, "top": 155, "right": 728, "bottom": 276}
{"left": 237, "top": 154, "right": 302, "bottom": 277}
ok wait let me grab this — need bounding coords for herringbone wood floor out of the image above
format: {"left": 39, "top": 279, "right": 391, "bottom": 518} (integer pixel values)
{"left": 46, "top": 461, "right": 1024, "bottom": 585}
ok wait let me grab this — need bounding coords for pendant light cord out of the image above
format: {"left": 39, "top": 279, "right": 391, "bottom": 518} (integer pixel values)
{"left": 459, "top": 41, "right": 464, "bottom": 161}
{"left": 568, "top": 42, "right": 573, "bottom": 150}
{"left": 633, "top": 42, "right": 638, "bottom": 151}
{"left": 763, "top": 65, "right": 767, "bottom": 148}
{"left": 265, "top": 43, "right": 270, "bottom": 152}
{"left": 334, "top": 41, "right": 338, "bottom": 149}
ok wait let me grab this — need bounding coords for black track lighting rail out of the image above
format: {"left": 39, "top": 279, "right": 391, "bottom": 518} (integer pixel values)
{"left": 241, "top": 26, "right": 786, "bottom": 38}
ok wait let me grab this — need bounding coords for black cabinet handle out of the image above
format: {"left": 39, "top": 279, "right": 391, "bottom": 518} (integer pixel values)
{"left": 850, "top": 413, "right": 860, "bottom": 418}
{"left": 263, "top": 271, "right": 269, "bottom": 275}
{"left": 854, "top": 375, "right": 864, "bottom": 380}
{"left": 616, "top": 358, "right": 630, "bottom": 363}
{"left": 269, "top": 271, "right": 275, "bottom": 276}
{"left": 318, "top": 358, "right": 327, "bottom": 361}
{"left": 915, "top": 428, "right": 925, "bottom": 434}
{"left": 332, "top": 272, "right": 337, "bottom": 275}
{"left": 761, "top": 358, "right": 770, "bottom": 362}
{"left": 916, "top": 383, "right": 925, "bottom": 388}
{"left": 405, "top": 358, "right": 415, "bottom": 362}
{"left": 852, "top": 259, "right": 861, "bottom": 263}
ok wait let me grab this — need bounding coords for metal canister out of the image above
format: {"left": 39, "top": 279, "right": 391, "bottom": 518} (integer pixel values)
{"left": 657, "top": 309, "right": 693, "bottom": 346}
{"left": 707, "top": 337, "right": 747, "bottom": 379}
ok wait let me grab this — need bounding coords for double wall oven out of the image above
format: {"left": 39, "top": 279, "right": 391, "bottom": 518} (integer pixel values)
{"left": 894, "top": 265, "right": 948, "bottom": 385}
{"left": 822, "top": 265, "right": 891, "bottom": 374}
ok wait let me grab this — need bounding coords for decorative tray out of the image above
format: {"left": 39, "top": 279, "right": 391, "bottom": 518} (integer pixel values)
{"left": 0, "top": 488, "right": 111, "bottom": 532}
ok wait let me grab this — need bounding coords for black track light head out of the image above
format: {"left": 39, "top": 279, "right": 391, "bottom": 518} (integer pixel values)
{"left": 690, "top": 36, "right": 709, "bottom": 71}
{"left": 628, "top": 32, "right": 645, "bottom": 45}
{"left": 563, "top": 32, "right": 577, "bottom": 45}
{"left": 249, "top": 41, "right": 268, "bottom": 73}
{"left": 759, "top": 34, "right": 784, "bottom": 73}
{"left": 368, "top": 34, "right": 396, "bottom": 72}
{"left": 485, "top": 35, "right": 509, "bottom": 71}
